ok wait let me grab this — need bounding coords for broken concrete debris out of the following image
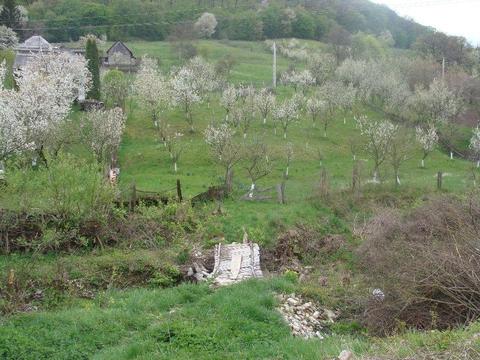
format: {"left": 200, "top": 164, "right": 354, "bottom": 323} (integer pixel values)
{"left": 276, "top": 293, "right": 339, "bottom": 339}
{"left": 185, "top": 242, "right": 263, "bottom": 286}
{"left": 210, "top": 242, "right": 263, "bottom": 286}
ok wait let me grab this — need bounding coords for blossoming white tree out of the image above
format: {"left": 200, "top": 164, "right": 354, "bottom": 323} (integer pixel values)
{"left": 6, "top": 52, "right": 91, "bottom": 165}
{"left": 305, "top": 96, "right": 326, "bottom": 128}
{"left": 338, "top": 83, "right": 357, "bottom": 124}
{"left": 187, "top": 56, "right": 219, "bottom": 107}
{"left": 133, "top": 56, "right": 170, "bottom": 139}
{"left": 470, "top": 126, "right": 480, "bottom": 168}
{"left": 236, "top": 84, "right": 256, "bottom": 104}
{"left": 317, "top": 80, "right": 348, "bottom": 137}
{"left": 231, "top": 105, "right": 255, "bottom": 139}
{"left": 83, "top": 108, "right": 126, "bottom": 164}
{"left": 169, "top": 66, "right": 202, "bottom": 132}
{"left": 280, "top": 69, "right": 315, "bottom": 93}
{"left": 0, "top": 64, "right": 30, "bottom": 161}
{"left": 165, "top": 131, "right": 185, "bottom": 173}
{"left": 356, "top": 115, "right": 397, "bottom": 182}
{"left": 336, "top": 58, "right": 411, "bottom": 119}
{"left": 204, "top": 123, "right": 242, "bottom": 192}
{"left": 416, "top": 125, "right": 438, "bottom": 168}
{"left": 308, "top": 53, "right": 336, "bottom": 85}
{"left": 255, "top": 88, "right": 275, "bottom": 124}
{"left": 273, "top": 97, "right": 300, "bottom": 139}
{"left": 79, "top": 34, "right": 106, "bottom": 47}
{"left": 194, "top": 12, "right": 217, "bottom": 38}
{"left": 242, "top": 137, "right": 272, "bottom": 197}
{"left": 220, "top": 85, "right": 238, "bottom": 121}
{"left": 389, "top": 129, "right": 413, "bottom": 186}
{"left": 410, "top": 79, "right": 463, "bottom": 127}
{"left": 0, "top": 25, "right": 18, "bottom": 49}
{"left": 0, "top": 60, "right": 5, "bottom": 84}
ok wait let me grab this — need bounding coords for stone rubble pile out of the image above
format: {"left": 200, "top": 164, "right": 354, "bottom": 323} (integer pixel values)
{"left": 276, "top": 293, "right": 339, "bottom": 339}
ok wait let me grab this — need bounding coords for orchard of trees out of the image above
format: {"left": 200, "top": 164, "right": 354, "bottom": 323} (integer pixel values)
{"left": 2, "top": 33, "right": 480, "bottom": 194}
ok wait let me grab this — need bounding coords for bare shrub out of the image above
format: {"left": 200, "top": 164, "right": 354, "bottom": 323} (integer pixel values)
{"left": 263, "top": 224, "right": 347, "bottom": 272}
{"left": 358, "top": 194, "right": 480, "bottom": 335}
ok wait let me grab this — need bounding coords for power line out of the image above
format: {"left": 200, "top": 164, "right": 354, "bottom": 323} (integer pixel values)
{"left": 13, "top": 20, "right": 170, "bottom": 32}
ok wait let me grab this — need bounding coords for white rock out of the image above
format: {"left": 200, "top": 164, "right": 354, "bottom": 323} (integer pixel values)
{"left": 287, "top": 298, "right": 299, "bottom": 306}
{"left": 338, "top": 350, "right": 353, "bottom": 360}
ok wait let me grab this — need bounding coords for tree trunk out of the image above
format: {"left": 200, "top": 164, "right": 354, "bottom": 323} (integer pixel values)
{"left": 421, "top": 159, "right": 425, "bottom": 168}
{"left": 174, "top": 162, "right": 178, "bottom": 173}
{"left": 225, "top": 166, "right": 233, "bottom": 193}
{"left": 37, "top": 147, "right": 48, "bottom": 168}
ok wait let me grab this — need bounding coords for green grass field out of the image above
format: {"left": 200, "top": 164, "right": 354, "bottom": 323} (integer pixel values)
{"left": 1, "top": 278, "right": 479, "bottom": 359}
{"left": 116, "top": 40, "right": 476, "bottom": 242}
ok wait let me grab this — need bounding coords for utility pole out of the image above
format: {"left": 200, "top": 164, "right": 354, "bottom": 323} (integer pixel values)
{"left": 442, "top": 57, "right": 445, "bottom": 81}
{"left": 273, "top": 41, "right": 277, "bottom": 88}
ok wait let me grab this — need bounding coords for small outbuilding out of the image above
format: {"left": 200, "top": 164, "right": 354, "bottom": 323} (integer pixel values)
{"left": 14, "top": 35, "right": 55, "bottom": 69}
{"left": 102, "top": 41, "right": 138, "bottom": 71}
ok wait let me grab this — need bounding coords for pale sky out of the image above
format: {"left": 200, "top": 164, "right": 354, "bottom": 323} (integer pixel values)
{"left": 371, "top": 0, "right": 480, "bottom": 46}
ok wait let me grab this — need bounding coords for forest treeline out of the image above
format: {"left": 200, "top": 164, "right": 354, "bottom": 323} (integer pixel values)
{"left": 16, "top": 0, "right": 432, "bottom": 48}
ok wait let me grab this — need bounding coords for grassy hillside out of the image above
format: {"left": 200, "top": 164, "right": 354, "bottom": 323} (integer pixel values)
{"left": 1, "top": 39, "right": 479, "bottom": 359}
{"left": 1, "top": 278, "right": 479, "bottom": 359}
{"left": 117, "top": 40, "right": 475, "bottom": 242}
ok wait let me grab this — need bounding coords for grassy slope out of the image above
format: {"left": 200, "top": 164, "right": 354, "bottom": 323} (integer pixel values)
{"left": 1, "top": 279, "right": 479, "bottom": 359}
{"left": 118, "top": 40, "right": 475, "bottom": 242}
{"left": 1, "top": 40, "right": 479, "bottom": 359}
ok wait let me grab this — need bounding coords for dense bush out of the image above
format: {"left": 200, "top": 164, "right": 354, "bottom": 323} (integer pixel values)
{"left": 0, "top": 153, "right": 115, "bottom": 251}
{"left": 1, "top": 153, "right": 114, "bottom": 221}
{"left": 0, "top": 153, "right": 217, "bottom": 253}
{"left": 358, "top": 194, "right": 480, "bottom": 335}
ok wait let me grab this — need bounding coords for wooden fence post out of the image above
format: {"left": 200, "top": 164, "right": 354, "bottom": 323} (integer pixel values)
{"left": 176, "top": 179, "right": 183, "bottom": 202}
{"left": 437, "top": 171, "right": 443, "bottom": 190}
{"left": 130, "top": 182, "right": 137, "bottom": 212}
{"left": 276, "top": 182, "right": 286, "bottom": 204}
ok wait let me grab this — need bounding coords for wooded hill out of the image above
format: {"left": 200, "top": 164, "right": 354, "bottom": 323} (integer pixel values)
{"left": 21, "top": 0, "right": 429, "bottom": 48}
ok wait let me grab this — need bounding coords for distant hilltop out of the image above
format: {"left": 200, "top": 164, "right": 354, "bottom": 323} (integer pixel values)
{"left": 16, "top": 0, "right": 431, "bottom": 49}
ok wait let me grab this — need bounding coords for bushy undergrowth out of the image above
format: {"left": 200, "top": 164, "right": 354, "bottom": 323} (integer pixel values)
{"left": 358, "top": 193, "right": 480, "bottom": 335}
{"left": 0, "top": 250, "right": 184, "bottom": 315}
{"left": 1, "top": 153, "right": 115, "bottom": 222}
{"left": 0, "top": 154, "right": 215, "bottom": 254}
{"left": 0, "top": 278, "right": 368, "bottom": 359}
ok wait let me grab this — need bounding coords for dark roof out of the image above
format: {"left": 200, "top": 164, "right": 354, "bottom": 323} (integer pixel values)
{"left": 106, "top": 41, "right": 135, "bottom": 58}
